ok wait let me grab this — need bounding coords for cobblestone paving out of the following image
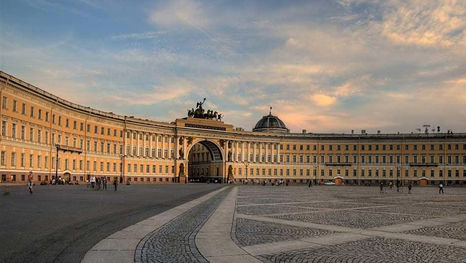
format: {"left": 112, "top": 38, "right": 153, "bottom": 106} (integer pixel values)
{"left": 135, "top": 188, "right": 230, "bottom": 263}
{"left": 272, "top": 210, "right": 430, "bottom": 229}
{"left": 234, "top": 185, "right": 466, "bottom": 262}
{"left": 287, "top": 201, "right": 383, "bottom": 209}
{"left": 237, "top": 204, "right": 317, "bottom": 216}
{"left": 358, "top": 204, "right": 466, "bottom": 217}
{"left": 234, "top": 218, "right": 333, "bottom": 246}
{"left": 407, "top": 221, "right": 466, "bottom": 241}
{"left": 258, "top": 237, "right": 466, "bottom": 263}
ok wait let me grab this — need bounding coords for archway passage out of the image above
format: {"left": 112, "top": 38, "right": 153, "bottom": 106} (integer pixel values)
{"left": 188, "top": 140, "right": 223, "bottom": 183}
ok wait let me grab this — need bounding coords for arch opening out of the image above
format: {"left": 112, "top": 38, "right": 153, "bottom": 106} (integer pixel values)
{"left": 187, "top": 140, "right": 224, "bottom": 183}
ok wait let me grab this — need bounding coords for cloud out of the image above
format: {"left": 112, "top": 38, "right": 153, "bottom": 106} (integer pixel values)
{"left": 309, "top": 94, "right": 337, "bottom": 107}
{"left": 378, "top": 0, "right": 466, "bottom": 48}
{"left": 110, "top": 80, "right": 196, "bottom": 105}
{"left": 110, "top": 31, "right": 166, "bottom": 40}
{"left": 149, "top": 0, "right": 209, "bottom": 28}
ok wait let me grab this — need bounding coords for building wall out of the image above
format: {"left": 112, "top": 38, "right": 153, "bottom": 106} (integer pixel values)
{"left": 1, "top": 71, "right": 465, "bottom": 185}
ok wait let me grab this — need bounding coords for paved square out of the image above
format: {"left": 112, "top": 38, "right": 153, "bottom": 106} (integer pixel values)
{"left": 234, "top": 185, "right": 466, "bottom": 263}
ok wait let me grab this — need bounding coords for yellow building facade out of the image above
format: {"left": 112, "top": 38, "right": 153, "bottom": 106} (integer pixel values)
{"left": 0, "top": 71, "right": 465, "bottom": 185}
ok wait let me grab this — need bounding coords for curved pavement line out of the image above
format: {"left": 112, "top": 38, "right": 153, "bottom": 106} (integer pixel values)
{"left": 81, "top": 186, "right": 228, "bottom": 263}
{"left": 196, "top": 187, "right": 262, "bottom": 263}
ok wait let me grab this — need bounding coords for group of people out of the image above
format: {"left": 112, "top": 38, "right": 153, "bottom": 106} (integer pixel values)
{"left": 88, "top": 176, "right": 118, "bottom": 191}
{"left": 379, "top": 181, "right": 446, "bottom": 194}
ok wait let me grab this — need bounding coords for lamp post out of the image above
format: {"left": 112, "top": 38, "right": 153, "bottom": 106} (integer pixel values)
{"left": 242, "top": 161, "right": 249, "bottom": 184}
{"left": 120, "top": 154, "right": 126, "bottom": 183}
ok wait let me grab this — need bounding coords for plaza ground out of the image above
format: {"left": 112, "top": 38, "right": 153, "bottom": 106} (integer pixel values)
{"left": 130, "top": 184, "right": 466, "bottom": 263}
{"left": 234, "top": 185, "right": 466, "bottom": 262}
{"left": 1, "top": 184, "right": 466, "bottom": 263}
{"left": 0, "top": 184, "right": 222, "bottom": 263}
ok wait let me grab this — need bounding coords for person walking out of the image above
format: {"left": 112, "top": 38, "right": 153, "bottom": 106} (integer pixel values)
{"left": 379, "top": 182, "right": 384, "bottom": 193}
{"left": 27, "top": 171, "right": 33, "bottom": 194}
{"left": 439, "top": 182, "right": 444, "bottom": 194}
{"left": 113, "top": 177, "right": 118, "bottom": 191}
{"left": 90, "top": 176, "right": 96, "bottom": 188}
{"left": 103, "top": 177, "right": 107, "bottom": 190}
{"left": 396, "top": 180, "right": 400, "bottom": 192}
{"left": 408, "top": 183, "right": 412, "bottom": 194}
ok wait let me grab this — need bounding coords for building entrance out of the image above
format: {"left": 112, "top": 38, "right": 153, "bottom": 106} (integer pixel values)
{"left": 187, "top": 140, "right": 223, "bottom": 183}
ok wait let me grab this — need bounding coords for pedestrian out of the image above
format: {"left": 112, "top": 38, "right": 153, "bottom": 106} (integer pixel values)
{"left": 379, "top": 182, "right": 384, "bottom": 193}
{"left": 408, "top": 183, "right": 412, "bottom": 194}
{"left": 389, "top": 181, "right": 393, "bottom": 189}
{"left": 113, "top": 177, "right": 118, "bottom": 191}
{"left": 308, "top": 179, "right": 312, "bottom": 189}
{"left": 90, "top": 176, "right": 95, "bottom": 188}
{"left": 439, "top": 182, "right": 444, "bottom": 194}
{"left": 27, "top": 171, "right": 33, "bottom": 194}
{"left": 96, "top": 177, "right": 101, "bottom": 190}
{"left": 103, "top": 177, "right": 107, "bottom": 190}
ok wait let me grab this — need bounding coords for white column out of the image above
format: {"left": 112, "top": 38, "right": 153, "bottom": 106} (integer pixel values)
{"left": 155, "top": 134, "right": 158, "bottom": 158}
{"left": 226, "top": 140, "right": 230, "bottom": 162}
{"left": 248, "top": 142, "right": 251, "bottom": 162}
{"left": 241, "top": 142, "right": 245, "bottom": 162}
{"left": 235, "top": 141, "right": 239, "bottom": 162}
{"left": 149, "top": 134, "right": 153, "bottom": 158}
{"left": 277, "top": 143, "right": 281, "bottom": 163}
{"left": 259, "top": 143, "right": 263, "bottom": 163}
{"left": 137, "top": 132, "right": 141, "bottom": 156}
{"left": 265, "top": 143, "right": 269, "bottom": 163}
{"left": 161, "top": 135, "right": 165, "bottom": 159}
{"left": 231, "top": 141, "right": 234, "bottom": 162}
{"left": 130, "top": 131, "right": 134, "bottom": 156}
{"left": 142, "top": 133, "right": 146, "bottom": 157}
{"left": 183, "top": 137, "right": 187, "bottom": 159}
{"left": 167, "top": 136, "right": 171, "bottom": 159}
{"left": 253, "top": 143, "right": 256, "bottom": 163}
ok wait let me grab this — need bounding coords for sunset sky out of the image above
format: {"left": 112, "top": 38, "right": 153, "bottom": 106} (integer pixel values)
{"left": 1, "top": 0, "right": 465, "bottom": 133}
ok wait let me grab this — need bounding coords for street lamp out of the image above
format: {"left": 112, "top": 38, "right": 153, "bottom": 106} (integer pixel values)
{"left": 120, "top": 154, "right": 126, "bottom": 183}
{"left": 242, "top": 161, "right": 249, "bottom": 184}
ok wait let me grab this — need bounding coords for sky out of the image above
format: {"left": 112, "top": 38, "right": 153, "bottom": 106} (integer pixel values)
{"left": 0, "top": 0, "right": 465, "bottom": 133}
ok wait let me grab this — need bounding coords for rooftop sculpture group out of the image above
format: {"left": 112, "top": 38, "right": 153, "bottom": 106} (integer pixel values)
{"left": 187, "top": 98, "right": 222, "bottom": 121}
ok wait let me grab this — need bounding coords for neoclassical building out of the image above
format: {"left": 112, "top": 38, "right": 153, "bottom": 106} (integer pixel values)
{"left": 0, "top": 71, "right": 465, "bottom": 185}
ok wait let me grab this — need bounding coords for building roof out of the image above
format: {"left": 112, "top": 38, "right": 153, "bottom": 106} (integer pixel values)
{"left": 253, "top": 110, "right": 289, "bottom": 133}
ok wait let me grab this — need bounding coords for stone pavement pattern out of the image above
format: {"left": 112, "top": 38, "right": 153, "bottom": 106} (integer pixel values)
{"left": 233, "top": 185, "right": 466, "bottom": 263}
{"left": 135, "top": 188, "right": 231, "bottom": 263}
{"left": 82, "top": 185, "right": 466, "bottom": 263}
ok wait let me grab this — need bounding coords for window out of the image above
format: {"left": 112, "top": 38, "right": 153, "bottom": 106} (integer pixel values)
{"left": 11, "top": 152, "right": 16, "bottom": 166}
{"left": 30, "top": 106, "right": 34, "bottom": 117}
{"left": 0, "top": 151, "right": 5, "bottom": 165}
{"left": 38, "top": 109, "right": 42, "bottom": 120}
{"left": 11, "top": 123, "right": 16, "bottom": 138}
{"left": 22, "top": 103, "right": 26, "bottom": 114}
{"left": 21, "top": 126, "right": 25, "bottom": 140}
{"left": 1, "top": 120, "right": 6, "bottom": 136}
{"left": 45, "top": 112, "right": 49, "bottom": 122}
{"left": 21, "top": 153, "right": 25, "bottom": 167}
{"left": 1, "top": 97, "right": 7, "bottom": 109}
{"left": 13, "top": 100, "right": 17, "bottom": 112}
